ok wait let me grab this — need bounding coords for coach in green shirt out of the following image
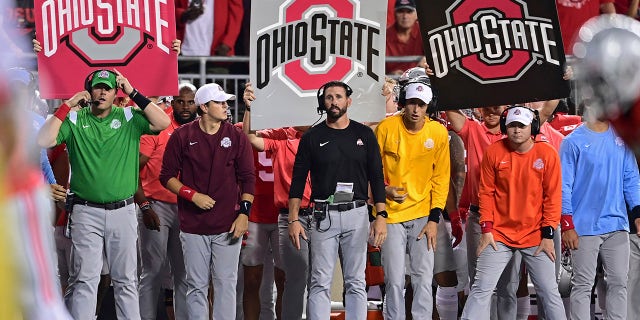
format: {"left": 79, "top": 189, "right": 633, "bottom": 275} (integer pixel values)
{"left": 37, "top": 69, "right": 170, "bottom": 319}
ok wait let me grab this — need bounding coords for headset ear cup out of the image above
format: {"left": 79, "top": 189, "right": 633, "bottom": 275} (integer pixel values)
{"left": 500, "top": 108, "right": 508, "bottom": 135}
{"left": 85, "top": 71, "right": 94, "bottom": 93}
{"left": 316, "top": 84, "right": 325, "bottom": 115}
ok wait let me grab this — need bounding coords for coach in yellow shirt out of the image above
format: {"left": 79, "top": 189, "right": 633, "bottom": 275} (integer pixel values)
{"left": 374, "top": 80, "right": 450, "bottom": 320}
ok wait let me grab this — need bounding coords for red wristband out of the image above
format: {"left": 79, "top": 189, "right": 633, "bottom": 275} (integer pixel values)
{"left": 480, "top": 221, "right": 493, "bottom": 233}
{"left": 54, "top": 103, "right": 71, "bottom": 121}
{"left": 560, "top": 214, "right": 575, "bottom": 232}
{"left": 178, "top": 185, "right": 196, "bottom": 201}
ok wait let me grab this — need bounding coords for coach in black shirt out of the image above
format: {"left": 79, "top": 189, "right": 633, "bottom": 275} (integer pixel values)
{"left": 288, "top": 80, "right": 387, "bottom": 320}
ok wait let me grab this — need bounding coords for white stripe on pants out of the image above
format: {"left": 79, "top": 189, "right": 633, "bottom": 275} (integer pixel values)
{"left": 65, "top": 203, "right": 140, "bottom": 319}
{"left": 461, "top": 242, "right": 565, "bottom": 320}
{"left": 381, "top": 216, "right": 435, "bottom": 320}
{"left": 570, "top": 231, "right": 629, "bottom": 320}
{"left": 307, "top": 205, "right": 368, "bottom": 320}
{"left": 180, "top": 231, "right": 241, "bottom": 320}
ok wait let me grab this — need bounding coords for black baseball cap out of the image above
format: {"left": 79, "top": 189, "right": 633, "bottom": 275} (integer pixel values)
{"left": 395, "top": 0, "right": 416, "bottom": 11}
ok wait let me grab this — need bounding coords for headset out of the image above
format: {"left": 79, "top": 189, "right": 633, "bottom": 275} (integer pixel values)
{"left": 84, "top": 69, "right": 118, "bottom": 93}
{"left": 316, "top": 81, "right": 353, "bottom": 115}
{"left": 499, "top": 105, "right": 541, "bottom": 136}
{"left": 397, "top": 77, "right": 437, "bottom": 113}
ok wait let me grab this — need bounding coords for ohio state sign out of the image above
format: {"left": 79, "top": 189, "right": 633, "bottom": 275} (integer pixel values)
{"left": 417, "top": 0, "right": 570, "bottom": 109}
{"left": 250, "top": 0, "right": 386, "bottom": 130}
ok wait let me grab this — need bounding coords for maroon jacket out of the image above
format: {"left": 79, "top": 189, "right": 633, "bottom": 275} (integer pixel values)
{"left": 175, "top": 0, "right": 243, "bottom": 56}
{"left": 160, "top": 120, "right": 255, "bottom": 235}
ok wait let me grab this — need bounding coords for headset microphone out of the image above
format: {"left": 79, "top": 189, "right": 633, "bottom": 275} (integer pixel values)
{"left": 79, "top": 99, "right": 99, "bottom": 108}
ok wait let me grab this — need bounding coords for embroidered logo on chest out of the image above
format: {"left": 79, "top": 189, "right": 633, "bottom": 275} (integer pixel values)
{"left": 221, "top": 137, "right": 232, "bottom": 148}
{"left": 356, "top": 138, "right": 364, "bottom": 146}
{"left": 533, "top": 158, "right": 544, "bottom": 170}
{"left": 424, "top": 138, "right": 434, "bottom": 149}
{"left": 110, "top": 119, "right": 121, "bottom": 129}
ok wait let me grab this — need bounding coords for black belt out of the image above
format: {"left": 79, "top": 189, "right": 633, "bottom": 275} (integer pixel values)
{"left": 74, "top": 196, "right": 134, "bottom": 210}
{"left": 316, "top": 200, "right": 367, "bottom": 212}
{"left": 470, "top": 204, "right": 480, "bottom": 213}
{"left": 279, "top": 207, "right": 312, "bottom": 216}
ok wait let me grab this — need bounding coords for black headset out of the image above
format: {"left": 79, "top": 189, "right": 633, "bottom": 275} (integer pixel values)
{"left": 316, "top": 81, "right": 353, "bottom": 115}
{"left": 499, "top": 105, "right": 541, "bottom": 136}
{"left": 398, "top": 77, "right": 437, "bottom": 113}
{"left": 84, "top": 69, "right": 118, "bottom": 92}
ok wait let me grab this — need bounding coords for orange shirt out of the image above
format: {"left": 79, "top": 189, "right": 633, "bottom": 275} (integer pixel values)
{"left": 261, "top": 127, "right": 312, "bottom": 209}
{"left": 479, "top": 140, "right": 562, "bottom": 248}
{"left": 139, "top": 111, "right": 181, "bottom": 204}
{"left": 457, "top": 118, "right": 504, "bottom": 206}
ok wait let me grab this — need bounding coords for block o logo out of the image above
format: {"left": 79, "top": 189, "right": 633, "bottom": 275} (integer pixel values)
{"left": 40, "top": 0, "right": 170, "bottom": 66}
{"left": 428, "top": 0, "right": 559, "bottom": 84}
{"left": 281, "top": 0, "right": 353, "bottom": 94}
{"left": 255, "top": 0, "right": 381, "bottom": 95}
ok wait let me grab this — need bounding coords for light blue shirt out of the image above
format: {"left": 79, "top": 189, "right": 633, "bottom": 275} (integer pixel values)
{"left": 560, "top": 124, "right": 640, "bottom": 236}
{"left": 32, "top": 112, "right": 56, "bottom": 184}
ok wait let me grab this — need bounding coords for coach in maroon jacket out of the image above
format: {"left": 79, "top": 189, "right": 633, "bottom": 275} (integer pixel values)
{"left": 160, "top": 83, "right": 255, "bottom": 320}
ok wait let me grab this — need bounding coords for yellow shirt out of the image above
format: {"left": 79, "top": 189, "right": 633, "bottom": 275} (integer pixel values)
{"left": 375, "top": 114, "right": 451, "bottom": 223}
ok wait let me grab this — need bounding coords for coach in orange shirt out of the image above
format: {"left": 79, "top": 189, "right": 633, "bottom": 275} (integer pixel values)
{"left": 460, "top": 106, "right": 565, "bottom": 320}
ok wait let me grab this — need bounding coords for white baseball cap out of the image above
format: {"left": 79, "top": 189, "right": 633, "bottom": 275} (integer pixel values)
{"left": 405, "top": 82, "right": 433, "bottom": 104}
{"left": 505, "top": 106, "right": 534, "bottom": 126}
{"left": 194, "top": 83, "right": 236, "bottom": 105}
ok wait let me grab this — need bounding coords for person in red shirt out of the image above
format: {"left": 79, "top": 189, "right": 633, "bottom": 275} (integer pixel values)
{"left": 242, "top": 82, "right": 314, "bottom": 320}
{"left": 461, "top": 106, "right": 565, "bottom": 319}
{"left": 386, "top": 0, "right": 425, "bottom": 75}
{"left": 556, "top": 0, "right": 615, "bottom": 55}
{"left": 135, "top": 83, "right": 198, "bottom": 320}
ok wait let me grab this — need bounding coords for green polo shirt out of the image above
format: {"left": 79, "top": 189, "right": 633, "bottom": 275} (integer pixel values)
{"left": 57, "top": 106, "right": 156, "bottom": 203}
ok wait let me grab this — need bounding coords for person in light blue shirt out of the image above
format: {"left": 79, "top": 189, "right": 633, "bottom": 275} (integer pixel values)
{"left": 559, "top": 104, "right": 640, "bottom": 320}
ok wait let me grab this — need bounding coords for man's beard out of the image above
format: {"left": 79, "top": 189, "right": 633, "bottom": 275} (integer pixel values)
{"left": 174, "top": 111, "right": 197, "bottom": 125}
{"left": 326, "top": 105, "right": 347, "bottom": 120}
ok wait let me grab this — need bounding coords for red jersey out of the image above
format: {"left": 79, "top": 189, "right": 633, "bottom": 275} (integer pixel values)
{"left": 235, "top": 123, "right": 277, "bottom": 224}
{"left": 556, "top": 0, "right": 613, "bottom": 54}
{"left": 261, "top": 127, "right": 312, "bottom": 209}
{"left": 140, "top": 110, "right": 182, "bottom": 204}
{"left": 456, "top": 118, "right": 505, "bottom": 207}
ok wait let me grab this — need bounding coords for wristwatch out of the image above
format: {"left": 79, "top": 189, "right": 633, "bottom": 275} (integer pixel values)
{"left": 377, "top": 210, "right": 388, "bottom": 218}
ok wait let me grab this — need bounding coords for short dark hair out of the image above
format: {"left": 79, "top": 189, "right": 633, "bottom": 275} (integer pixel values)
{"left": 321, "top": 81, "right": 353, "bottom": 98}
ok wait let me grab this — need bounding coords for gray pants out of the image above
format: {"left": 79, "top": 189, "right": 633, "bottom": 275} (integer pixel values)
{"left": 180, "top": 231, "right": 242, "bottom": 320}
{"left": 628, "top": 234, "right": 640, "bottom": 319}
{"left": 278, "top": 213, "right": 311, "bottom": 320}
{"left": 138, "top": 201, "right": 187, "bottom": 320}
{"left": 54, "top": 225, "right": 72, "bottom": 288}
{"left": 308, "top": 205, "right": 369, "bottom": 320}
{"left": 465, "top": 210, "right": 520, "bottom": 320}
{"left": 462, "top": 242, "right": 565, "bottom": 320}
{"left": 65, "top": 203, "right": 140, "bottom": 319}
{"left": 382, "top": 216, "right": 435, "bottom": 320}
{"left": 236, "top": 253, "right": 277, "bottom": 320}
{"left": 571, "top": 231, "right": 629, "bottom": 320}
